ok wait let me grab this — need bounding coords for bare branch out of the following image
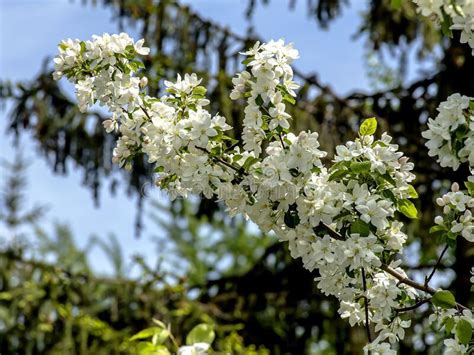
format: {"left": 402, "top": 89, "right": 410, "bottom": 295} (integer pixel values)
{"left": 424, "top": 244, "right": 449, "bottom": 287}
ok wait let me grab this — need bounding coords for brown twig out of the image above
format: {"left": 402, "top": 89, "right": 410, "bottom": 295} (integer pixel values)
{"left": 395, "top": 298, "right": 431, "bottom": 313}
{"left": 140, "top": 105, "right": 153, "bottom": 121}
{"left": 424, "top": 244, "right": 449, "bottom": 287}
{"left": 317, "top": 223, "right": 345, "bottom": 240}
{"left": 361, "top": 268, "right": 372, "bottom": 343}
{"left": 195, "top": 146, "right": 245, "bottom": 175}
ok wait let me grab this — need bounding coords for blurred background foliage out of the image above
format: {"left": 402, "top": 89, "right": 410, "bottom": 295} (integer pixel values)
{"left": 0, "top": 0, "right": 473, "bottom": 354}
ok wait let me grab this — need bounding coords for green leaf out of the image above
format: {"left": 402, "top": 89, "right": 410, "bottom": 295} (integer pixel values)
{"left": 283, "top": 94, "right": 296, "bottom": 105}
{"left": 380, "top": 173, "right": 396, "bottom": 186}
{"left": 456, "top": 319, "right": 472, "bottom": 344}
{"left": 328, "top": 168, "right": 349, "bottom": 181}
{"left": 232, "top": 154, "right": 243, "bottom": 162}
{"left": 441, "top": 11, "right": 453, "bottom": 38}
{"left": 465, "top": 181, "right": 474, "bottom": 196}
{"left": 311, "top": 166, "right": 321, "bottom": 174}
{"left": 429, "top": 225, "right": 445, "bottom": 234}
{"left": 432, "top": 290, "right": 456, "bottom": 309}
{"left": 152, "top": 329, "right": 170, "bottom": 345}
{"left": 359, "top": 117, "right": 377, "bottom": 136}
{"left": 350, "top": 220, "right": 370, "bottom": 237}
{"left": 210, "top": 146, "right": 222, "bottom": 156}
{"left": 390, "top": 0, "right": 402, "bottom": 9}
{"left": 455, "top": 125, "right": 469, "bottom": 140}
{"left": 447, "top": 230, "right": 458, "bottom": 240}
{"left": 152, "top": 319, "right": 167, "bottom": 328}
{"left": 397, "top": 199, "right": 418, "bottom": 219}
{"left": 242, "top": 156, "right": 259, "bottom": 171}
{"left": 186, "top": 324, "right": 215, "bottom": 345}
{"left": 241, "top": 57, "right": 253, "bottom": 65}
{"left": 155, "top": 346, "right": 171, "bottom": 355}
{"left": 130, "top": 327, "right": 168, "bottom": 342}
{"left": 443, "top": 317, "right": 455, "bottom": 333}
{"left": 193, "top": 86, "right": 207, "bottom": 97}
{"left": 136, "top": 343, "right": 170, "bottom": 355}
{"left": 407, "top": 185, "right": 419, "bottom": 198}
{"left": 130, "top": 60, "right": 145, "bottom": 71}
{"left": 381, "top": 189, "right": 397, "bottom": 203}
{"left": 80, "top": 41, "right": 87, "bottom": 54}
{"left": 350, "top": 161, "right": 371, "bottom": 174}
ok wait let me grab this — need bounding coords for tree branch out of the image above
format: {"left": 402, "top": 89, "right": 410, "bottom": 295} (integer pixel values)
{"left": 380, "top": 264, "right": 437, "bottom": 295}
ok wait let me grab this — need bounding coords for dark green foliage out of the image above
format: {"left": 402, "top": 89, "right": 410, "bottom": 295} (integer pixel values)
{"left": 0, "top": 157, "right": 269, "bottom": 354}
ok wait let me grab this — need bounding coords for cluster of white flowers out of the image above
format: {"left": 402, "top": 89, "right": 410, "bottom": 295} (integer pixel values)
{"left": 429, "top": 308, "right": 474, "bottom": 354}
{"left": 54, "top": 33, "right": 151, "bottom": 167}
{"left": 54, "top": 34, "right": 473, "bottom": 354}
{"left": 276, "top": 127, "right": 423, "bottom": 351}
{"left": 413, "top": 0, "right": 474, "bottom": 54}
{"left": 230, "top": 39, "right": 300, "bottom": 155}
{"left": 433, "top": 181, "right": 474, "bottom": 243}
{"left": 422, "top": 93, "right": 474, "bottom": 170}
{"left": 54, "top": 33, "right": 149, "bottom": 112}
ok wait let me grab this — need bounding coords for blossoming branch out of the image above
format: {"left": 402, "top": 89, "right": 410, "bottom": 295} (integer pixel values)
{"left": 53, "top": 32, "right": 473, "bottom": 354}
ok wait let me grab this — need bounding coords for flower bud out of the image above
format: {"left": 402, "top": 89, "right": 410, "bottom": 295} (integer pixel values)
{"left": 443, "top": 205, "right": 451, "bottom": 214}
{"left": 139, "top": 76, "right": 148, "bottom": 87}
{"left": 103, "top": 119, "right": 117, "bottom": 133}
{"left": 451, "top": 182, "right": 459, "bottom": 192}
{"left": 434, "top": 216, "right": 444, "bottom": 225}
{"left": 230, "top": 90, "right": 242, "bottom": 100}
{"left": 399, "top": 156, "right": 409, "bottom": 165}
{"left": 436, "top": 197, "right": 445, "bottom": 206}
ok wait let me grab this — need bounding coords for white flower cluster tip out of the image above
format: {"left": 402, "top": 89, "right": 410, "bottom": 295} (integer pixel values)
{"left": 230, "top": 39, "right": 300, "bottom": 155}
{"left": 433, "top": 181, "right": 474, "bottom": 243}
{"left": 422, "top": 93, "right": 474, "bottom": 170}
{"left": 413, "top": 0, "right": 474, "bottom": 54}
{"left": 54, "top": 32, "right": 150, "bottom": 113}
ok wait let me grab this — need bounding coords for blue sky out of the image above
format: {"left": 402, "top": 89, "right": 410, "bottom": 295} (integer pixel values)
{"left": 0, "top": 0, "right": 431, "bottom": 274}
